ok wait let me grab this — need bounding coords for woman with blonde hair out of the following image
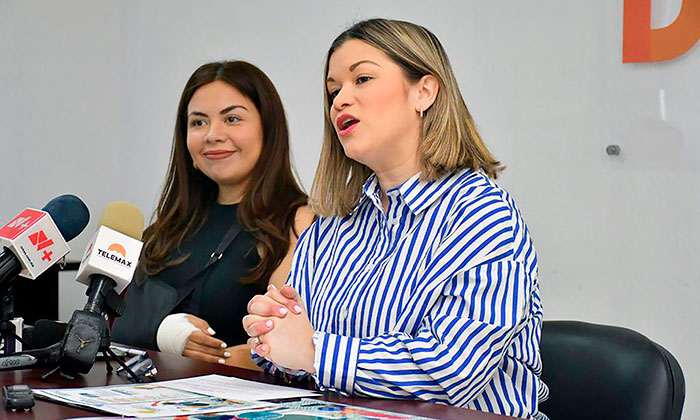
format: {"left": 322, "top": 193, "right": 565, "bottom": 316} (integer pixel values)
{"left": 244, "top": 19, "right": 548, "bottom": 419}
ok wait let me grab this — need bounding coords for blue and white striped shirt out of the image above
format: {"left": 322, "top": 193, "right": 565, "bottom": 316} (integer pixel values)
{"left": 265, "top": 169, "right": 547, "bottom": 419}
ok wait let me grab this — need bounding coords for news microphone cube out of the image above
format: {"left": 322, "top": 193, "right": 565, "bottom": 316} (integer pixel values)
{"left": 0, "top": 209, "right": 70, "bottom": 280}
{"left": 75, "top": 226, "right": 143, "bottom": 294}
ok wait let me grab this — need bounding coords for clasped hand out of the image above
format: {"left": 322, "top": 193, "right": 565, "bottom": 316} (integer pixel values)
{"left": 242, "top": 285, "right": 315, "bottom": 373}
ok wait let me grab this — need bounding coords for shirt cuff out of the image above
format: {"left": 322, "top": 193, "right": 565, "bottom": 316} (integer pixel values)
{"left": 251, "top": 351, "right": 269, "bottom": 370}
{"left": 251, "top": 351, "right": 309, "bottom": 382}
{"left": 313, "top": 331, "right": 360, "bottom": 394}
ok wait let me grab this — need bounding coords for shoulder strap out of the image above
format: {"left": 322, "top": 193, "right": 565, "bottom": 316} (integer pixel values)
{"left": 170, "top": 221, "right": 244, "bottom": 309}
{"left": 119, "top": 220, "right": 246, "bottom": 334}
{"left": 204, "top": 221, "right": 243, "bottom": 269}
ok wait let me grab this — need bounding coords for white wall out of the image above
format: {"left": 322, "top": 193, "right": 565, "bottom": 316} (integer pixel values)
{"left": 1, "top": 1, "right": 698, "bottom": 418}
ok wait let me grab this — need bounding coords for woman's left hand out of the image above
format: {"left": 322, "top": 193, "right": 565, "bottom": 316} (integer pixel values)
{"left": 243, "top": 298, "right": 315, "bottom": 372}
{"left": 243, "top": 285, "right": 305, "bottom": 348}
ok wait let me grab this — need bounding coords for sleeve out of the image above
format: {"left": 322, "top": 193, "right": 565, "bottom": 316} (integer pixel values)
{"left": 112, "top": 275, "right": 178, "bottom": 351}
{"left": 312, "top": 196, "right": 531, "bottom": 405}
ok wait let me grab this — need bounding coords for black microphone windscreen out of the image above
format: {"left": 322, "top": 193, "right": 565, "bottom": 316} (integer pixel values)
{"left": 30, "top": 319, "right": 69, "bottom": 349}
{"left": 42, "top": 195, "right": 90, "bottom": 242}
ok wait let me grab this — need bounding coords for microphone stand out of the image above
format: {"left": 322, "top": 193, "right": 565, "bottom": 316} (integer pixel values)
{"left": 0, "top": 343, "right": 61, "bottom": 372}
{"left": 87, "top": 276, "right": 143, "bottom": 382}
{"left": 0, "top": 284, "right": 31, "bottom": 354}
{"left": 48, "top": 276, "right": 142, "bottom": 382}
{"left": 101, "top": 328, "right": 143, "bottom": 382}
{"left": 0, "top": 267, "right": 142, "bottom": 382}
{"left": 41, "top": 321, "right": 141, "bottom": 382}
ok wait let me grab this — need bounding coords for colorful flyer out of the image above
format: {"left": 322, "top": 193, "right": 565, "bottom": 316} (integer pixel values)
{"left": 34, "top": 383, "right": 267, "bottom": 418}
{"left": 65, "top": 398, "right": 435, "bottom": 420}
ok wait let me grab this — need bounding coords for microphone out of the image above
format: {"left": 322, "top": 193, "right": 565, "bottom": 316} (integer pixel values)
{"left": 0, "top": 195, "right": 89, "bottom": 355}
{"left": 0, "top": 320, "right": 65, "bottom": 373}
{"left": 60, "top": 202, "right": 144, "bottom": 375}
{"left": 76, "top": 201, "right": 144, "bottom": 298}
{"left": 0, "top": 343, "right": 62, "bottom": 371}
{"left": 0, "top": 195, "right": 90, "bottom": 290}
{"left": 25, "top": 320, "right": 68, "bottom": 349}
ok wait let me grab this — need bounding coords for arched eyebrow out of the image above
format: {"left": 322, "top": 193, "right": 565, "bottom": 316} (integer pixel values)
{"left": 219, "top": 104, "right": 248, "bottom": 114}
{"left": 187, "top": 104, "right": 248, "bottom": 118}
{"left": 327, "top": 60, "right": 381, "bottom": 82}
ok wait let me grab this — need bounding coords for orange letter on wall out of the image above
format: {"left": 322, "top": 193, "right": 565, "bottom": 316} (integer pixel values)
{"left": 624, "top": 0, "right": 700, "bottom": 62}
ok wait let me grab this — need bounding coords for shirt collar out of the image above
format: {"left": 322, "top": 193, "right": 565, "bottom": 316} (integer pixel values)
{"left": 354, "top": 168, "right": 474, "bottom": 216}
{"left": 399, "top": 170, "right": 468, "bottom": 215}
{"left": 357, "top": 173, "right": 382, "bottom": 213}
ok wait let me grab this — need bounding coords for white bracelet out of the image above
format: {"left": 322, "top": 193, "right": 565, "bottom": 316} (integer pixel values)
{"left": 156, "top": 313, "right": 199, "bottom": 356}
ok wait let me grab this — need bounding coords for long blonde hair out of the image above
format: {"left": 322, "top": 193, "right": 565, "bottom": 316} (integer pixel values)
{"left": 310, "top": 18, "right": 503, "bottom": 217}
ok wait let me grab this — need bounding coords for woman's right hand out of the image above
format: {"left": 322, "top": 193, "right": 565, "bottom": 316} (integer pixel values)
{"left": 247, "top": 284, "right": 303, "bottom": 319}
{"left": 181, "top": 315, "right": 231, "bottom": 364}
{"left": 243, "top": 285, "right": 304, "bottom": 356}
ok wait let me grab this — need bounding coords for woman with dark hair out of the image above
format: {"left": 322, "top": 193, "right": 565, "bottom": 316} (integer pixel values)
{"left": 243, "top": 19, "right": 547, "bottom": 419}
{"left": 113, "top": 61, "right": 313, "bottom": 368}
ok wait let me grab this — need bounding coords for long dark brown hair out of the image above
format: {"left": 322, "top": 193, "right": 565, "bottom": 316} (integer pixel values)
{"left": 139, "top": 61, "right": 307, "bottom": 286}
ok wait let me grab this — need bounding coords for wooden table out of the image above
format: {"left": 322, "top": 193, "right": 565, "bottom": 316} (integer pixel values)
{"left": 0, "top": 352, "right": 517, "bottom": 420}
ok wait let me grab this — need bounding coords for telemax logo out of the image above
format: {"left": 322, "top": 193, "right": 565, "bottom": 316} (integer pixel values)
{"left": 97, "top": 243, "right": 133, "bottom": 267}
{"left": 108, "top": 243, "right": 126, "bottom": 257}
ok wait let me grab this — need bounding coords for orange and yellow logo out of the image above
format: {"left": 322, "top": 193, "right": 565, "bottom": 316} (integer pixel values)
{"left": 107, "top": 243, "right": 126, "bottom": 258}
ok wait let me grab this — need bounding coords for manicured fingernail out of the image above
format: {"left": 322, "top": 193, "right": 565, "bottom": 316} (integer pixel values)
{"left": 268, "top": 284, "right": 277, "bottom": 291}
{"left": 261, "top": 344, "right": 267, "bottom": 352}
{"left": 294, "top": 305, "right": 302, "bottom": 313}
{"left": 220, "top": 342, "right": 228, "bottom": 348}
{"left": 279, "top": 307, "right": 288, "bottom": 315}
{"left": 250, "top": 348, "right": 255, "bottom": 354}
{"left": 218, "top": 358, "right": 225, "bottom": 364}
{"left": 224, "top": 352, "right": 231, "bottom": 357}
{"left": 265, "top": 320, "right": 273, "bottom": 328}
{"left": 207, "top": 327, "right": 216, "bottom": 335}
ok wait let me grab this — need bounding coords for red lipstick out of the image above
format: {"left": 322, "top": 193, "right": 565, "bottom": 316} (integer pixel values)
{"left": 336, "top": 113, "right": 360, "bottom": 137}
{"left": 204, "top": 150, "right": 235, "bottom": 160}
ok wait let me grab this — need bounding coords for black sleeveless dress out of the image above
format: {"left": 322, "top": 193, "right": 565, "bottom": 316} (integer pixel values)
{"left": 113, "top": 203, "right": 266, "bottom": 348}
{"left": 161, "top": 202, "right": 265, "bottom": 345}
